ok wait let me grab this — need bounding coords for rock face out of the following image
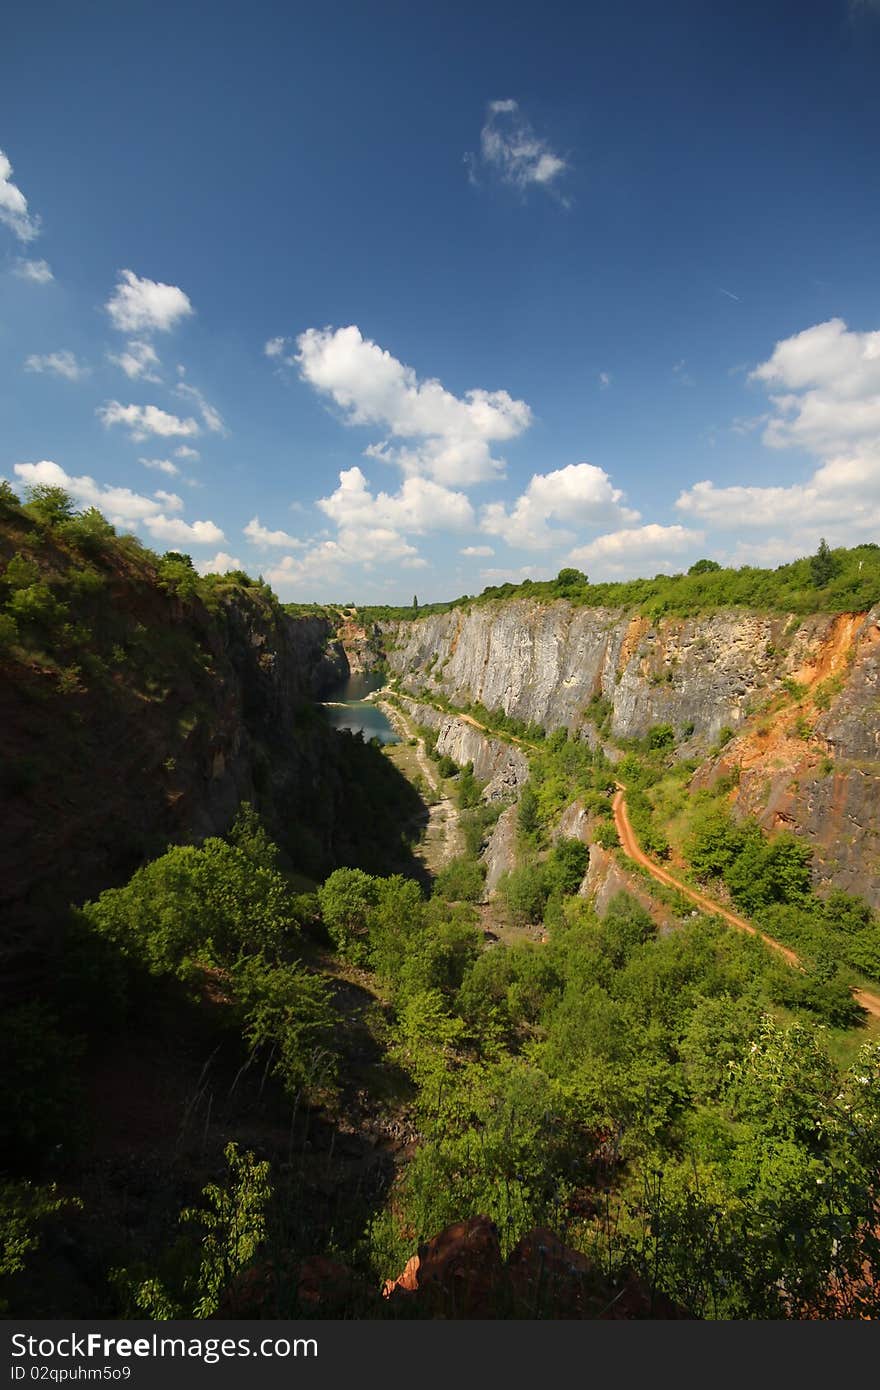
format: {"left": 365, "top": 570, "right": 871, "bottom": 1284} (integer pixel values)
{"left": 386, "top": 601, "right": 859, "bottom": 745}
{"left": 400, "top": 697, "right": 529, "bottom": 800}
{"left": 386, "top": 600, "right": 880, "bottom": 906}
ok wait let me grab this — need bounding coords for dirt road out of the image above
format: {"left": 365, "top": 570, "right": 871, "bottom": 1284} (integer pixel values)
{"left": 612, "top": 785, "right": 880, "bottom": 1020}
{"left": 375, "top": 698, "right": 463, "bottom": 869}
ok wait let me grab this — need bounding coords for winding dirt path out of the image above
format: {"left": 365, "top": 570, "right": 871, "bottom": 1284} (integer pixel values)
{"left": 375, "top": 697, "right": 463, "bottom": 869}
{"left": 612, "top": 785, "right": 880, "bottom": 1020}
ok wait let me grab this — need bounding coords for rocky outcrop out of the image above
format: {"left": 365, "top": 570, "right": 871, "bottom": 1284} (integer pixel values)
{"left": 482, "top": 803, "right": 519, "bottom": 894}
{"left": 692, "top": 607, "right": 880, "bottom": 906}
{"left": 399, "top": 697, "right": 529, "bottom": 801}
{"left": 386, "top": 600, "right": 880, "bottom": 906}
{"left": 382, "top": 1215, "right": 687, "bottom": 1319}
{"left": 336, "top": 612, "right": 385, "bottom": 675}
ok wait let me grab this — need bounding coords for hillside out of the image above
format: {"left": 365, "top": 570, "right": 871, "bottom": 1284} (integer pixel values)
{"left": 382, "top": 586, "right": 880, "bottom": 906}
{"left": 3, "top": 492, "right": 880, "bottom": 1322}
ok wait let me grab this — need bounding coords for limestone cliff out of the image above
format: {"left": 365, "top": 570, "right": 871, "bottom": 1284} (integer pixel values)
{"left": 384, "top": 598, "right": 880, "bottom": 905}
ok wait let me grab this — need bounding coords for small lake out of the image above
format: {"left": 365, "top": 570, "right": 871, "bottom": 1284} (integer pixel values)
{"left": 321, "top": 671, "right": 400, "bottom": 745}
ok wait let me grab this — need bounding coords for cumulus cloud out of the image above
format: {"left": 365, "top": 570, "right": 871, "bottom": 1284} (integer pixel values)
{"left": 105, "top": 269, "right": 193, "bottom": 334}
{"left": 264, "top": 336, "right": 289, "bottom": 358}
{"left": 460, "top": 544, "right": 494, "bottom": 557}
{"left": 12, "top": 459, "right": 223, "bottom": 543}
{"left": 140, "top": 457, "right": 180, "bottom": 477}
{"left": 467, "top": 100, "right": 569, "bottom": 200}
{"left": 675, "top": 317, "right": 880, "bottom": 550}
{"left": 481, "top": 462, "right": 639, "bottom": 550}
{"left": 317, "top": 466, "right": 474, "bottom": 534}
{"left": 0, "top": 149, "right": 41, "bottom": 241}
{"left": 144, "top": 515, "right": 225, "bottom": 545}
{"left": 676, "top": 455, "right": 880, "bottom": 538}
{"left": 568, "top": 523, "right": 704, "bottom": 578}
{"left": 747, "top": 317, "right": 880, "bottom": 455}
{"left": 24, "top": 350, "right": 89, "bottom": 382}
{"left": 97, "top": 401, "right": 200, "bottom": 441}
{"left": 598, "top": 372, "right": 612, "bottom": 390}
{"left": 109, "top": 340, "right": 161, "bottom": 382}
{"left": 198, "top": 551, "right": 244, "bottom": 576}
{"left": 297, "top": 325, "right": 531, "bottom": 485}
{"left": 14, "top": 258, "right": 52, "bottom": 283}
{"left": 175, "top": 445, "right": 200, "bottom": 460}
{"left": 244, "top": 516, "right": 304, "bottom": 548}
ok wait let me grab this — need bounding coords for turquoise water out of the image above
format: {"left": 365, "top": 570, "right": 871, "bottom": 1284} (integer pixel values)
{"left": 322, "top": 671, "right": 399, "bottom": 745}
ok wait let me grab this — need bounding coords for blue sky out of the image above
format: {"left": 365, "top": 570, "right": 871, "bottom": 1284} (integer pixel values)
{"left": 2, "top": 0, "right": 880, "bottom": 601}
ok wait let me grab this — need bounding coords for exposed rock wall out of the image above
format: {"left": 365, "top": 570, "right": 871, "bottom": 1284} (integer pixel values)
{"left": 385, "top": 601, "right": 857, "bottom": 746}
{"left": 386, "top": 600, "right": 880, "bottom": 906}
{"left": 399, "top": 696, "right": 529, "bottom": 801}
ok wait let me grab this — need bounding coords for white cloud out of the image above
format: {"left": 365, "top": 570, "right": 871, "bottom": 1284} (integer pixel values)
{"left": 0, "top": 149, "right": 41, "bottom": 242}
{"left": 676, "top": 455, "right": 880, "bottom": 538}
{"left": 175, "top": 445, "right": 200, "bottom": 460}
{"left": 13, "top": 258, "right": 52, "bottom": 283}
{"left": 153, "top": 489, "right": 183, "bottom": 512}
{"left": 461, "top": 544, "right": 494, "bottom": 557}
{"left": 264, "top": 336, "right": 288, "bottom": 358}
{"left": 469, "top": 100, "right": 569, "bottom": 200}
{"left": 144, "top": 515, "right": 224, "bottom": 546}
{"left": 672, "top": 360, "right": 695, "bottom": 387}
{"left": 105, "top": 269, "right": 193, "bottom": 334}
{"left": 675, "top": 317, "right": 880, "bottom": 548}
{"left": 747, "top": 317, "right": 880, "bottom": 455}
{"left": 24, "top": 350, "right": 89, "bottom": 382}
{"left": 198, "top": 551, "right": 244, "bottom": 576}
{"left": 568, "top": 523, "right": 704, "bottom": 578}
{"left": 97, "top": 400, "right": 200, "bottom": 440}
{"left": 317, "top": 466, "right": 474, "bottom": 534}
{"left": 109, "top": 340, "right": 161, "bottom": 382}
{"left": 244, "top": 516, "right": 304, "bottom": 548}
{"left": 296, "top": 324, "right": 531, "bottom": 485}
{"left": 481, "top": 462, "right": 639, "bottom": 550}
{"left": 140, "top": 457, "right": 180, "bottom": 477}
{"left": 175, "top": 379, "right": 226, "bottom": 434}
{"left": 598, "top": 371, "right": 612, "bottom": 390}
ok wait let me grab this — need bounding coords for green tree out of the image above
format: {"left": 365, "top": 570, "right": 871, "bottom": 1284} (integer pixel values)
{"left": 24, "top": 485, "right": 75, "bottom": 526}
{"left": 0, "top": 480, "right": 21, "bottom": 513}
{"left": 688, "top": 558, "right": 721, "bottom": 575}
{"left": 810, "top": 537, "right": 837, "bottom": 588}
{"left": 317, "top": 867, "right": 380, "bottom": 962}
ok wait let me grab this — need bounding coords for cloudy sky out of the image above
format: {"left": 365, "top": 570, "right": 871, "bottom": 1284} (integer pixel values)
{"left": 3, "top": 0, "right": 880, "bottom": 600}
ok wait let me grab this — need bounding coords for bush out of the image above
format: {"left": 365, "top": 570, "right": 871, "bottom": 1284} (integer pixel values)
{"left": 433, "top": 855, "right": 486, "bottom": 903}
{"left": 496, "top": 863, "right": 549, "bottom": 926}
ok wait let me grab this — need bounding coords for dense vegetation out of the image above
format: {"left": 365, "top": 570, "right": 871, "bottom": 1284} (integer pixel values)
{"left": 3, "top": 485, "right": 880, "bottom": 1320}
{"left": 466, "top": 542, "right": 880, "bottom": 618}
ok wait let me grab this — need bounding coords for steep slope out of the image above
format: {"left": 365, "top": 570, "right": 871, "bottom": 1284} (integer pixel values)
{"left": 0, "top": 504, "right": 423, "bottom": 982}
{"left": 383, "top": 598, "right": 880, "bottom": 904}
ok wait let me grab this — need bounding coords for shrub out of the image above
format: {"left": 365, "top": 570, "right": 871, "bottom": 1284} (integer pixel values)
{"left": 433, "top": 856, "right": 486, "bottom": 903}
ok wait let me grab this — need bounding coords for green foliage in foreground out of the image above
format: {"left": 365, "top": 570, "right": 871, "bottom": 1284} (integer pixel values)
{"left": 113, "top": 1143, "right": 272, "bottom": 1319}
{"left": 78, "top": 806, "right": 338, "bottom": 1099}
{"left": 370, "top": 884, "right": 880, "bottom": 1317}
